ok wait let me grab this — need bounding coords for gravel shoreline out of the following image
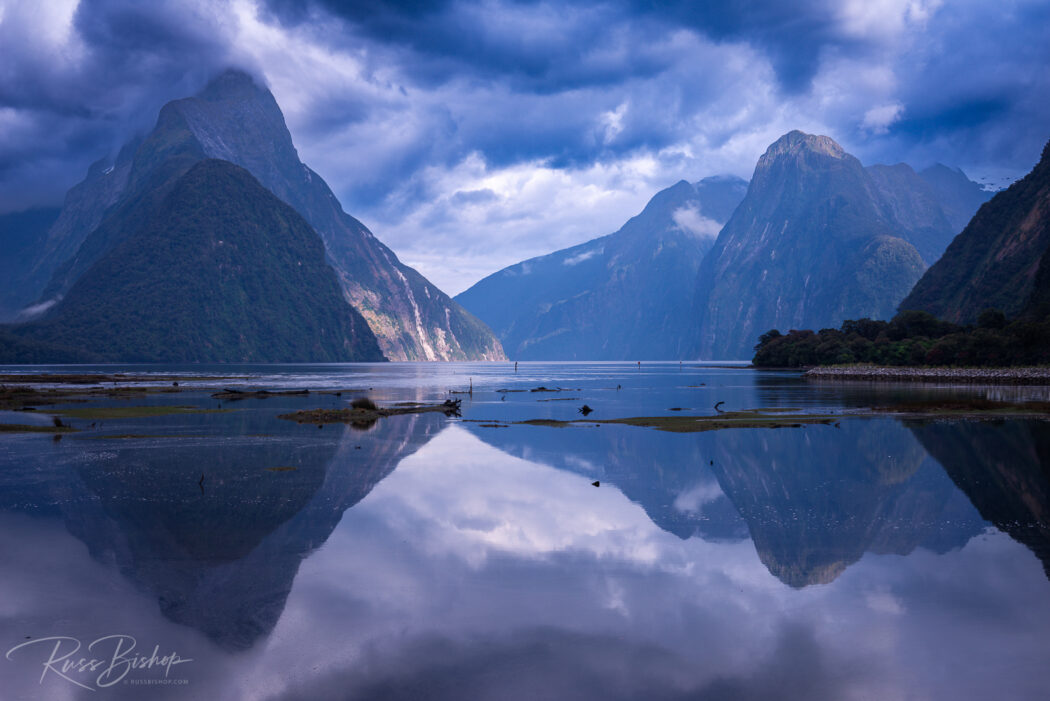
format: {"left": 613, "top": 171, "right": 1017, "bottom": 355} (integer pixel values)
{"left": 803, "top": 366, "right": 1050, "bottom": 385}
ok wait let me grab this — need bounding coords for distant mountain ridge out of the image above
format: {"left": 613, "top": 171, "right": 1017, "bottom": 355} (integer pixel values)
{"left": 900, "top": 140, "right": 1050, "bottom": 323}
{"left": 11, "top": 69, "right": 504, "bottom": 361}
{"left": 918, "top": 163, "right": 996, "bottom": 234}
{"left": 455, "top": 175, "right": 748, "bottom": 359}
{"left": 457, "top": 130, "right": 986, "bottom": 361}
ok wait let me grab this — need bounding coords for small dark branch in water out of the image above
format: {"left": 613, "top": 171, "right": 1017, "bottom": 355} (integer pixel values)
{"left": 714, "top": 401, "right": 725, "bottom": 412}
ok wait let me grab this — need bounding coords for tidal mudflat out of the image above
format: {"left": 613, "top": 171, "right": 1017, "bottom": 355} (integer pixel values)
{"left": 1, "top": 361, "right": 1049, "bottom": 700}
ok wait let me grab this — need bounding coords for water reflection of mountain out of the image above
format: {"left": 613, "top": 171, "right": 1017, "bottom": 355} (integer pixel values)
{"left": 465, "top": 419, "right": 986, "bottom": 587}
{"left": 461, "top": 424, "right": 751, "bottom": 542}
{"left": 0, "top": 410, "right": 445, "bottom": 650}
{"left": 910, "top": 419, "right": 1050, "bottom": 580}
{"left": 706, "top": 421, "right": 985, "bottom": 587}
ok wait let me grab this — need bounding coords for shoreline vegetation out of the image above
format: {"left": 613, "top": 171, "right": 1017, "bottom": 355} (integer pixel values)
{"left": 752, "top": 310, "right": 1050, "bottom": 369}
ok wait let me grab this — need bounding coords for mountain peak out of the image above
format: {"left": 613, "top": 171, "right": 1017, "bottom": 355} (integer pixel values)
{"left": 197, "top": 68, "right": 269, "bottom": 102}
{"left": 760, "top": 130, "right": 846, "bottom": 164}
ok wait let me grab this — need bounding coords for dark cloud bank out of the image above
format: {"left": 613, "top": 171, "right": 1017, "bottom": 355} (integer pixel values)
{"left": 1, "top": 0, "right": 1047, "bottom": 292}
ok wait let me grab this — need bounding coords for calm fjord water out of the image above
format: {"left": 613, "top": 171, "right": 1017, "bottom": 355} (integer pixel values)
{"left": 1, "top": 362, "right": 1049, "bottom": 700}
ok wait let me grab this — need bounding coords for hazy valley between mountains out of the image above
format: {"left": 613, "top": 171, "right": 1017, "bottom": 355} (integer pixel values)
{"left": 2, "top": 69, "right": 1046, "bottom": 364}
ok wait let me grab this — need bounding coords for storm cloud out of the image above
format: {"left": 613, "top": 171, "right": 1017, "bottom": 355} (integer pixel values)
{"left": 1, "top": 0, "right": 1047, "bottom": 293}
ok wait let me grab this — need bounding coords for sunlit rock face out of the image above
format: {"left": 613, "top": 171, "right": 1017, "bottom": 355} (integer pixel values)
{"left": 19, "top": 69, "right": 504, "bottom": 361}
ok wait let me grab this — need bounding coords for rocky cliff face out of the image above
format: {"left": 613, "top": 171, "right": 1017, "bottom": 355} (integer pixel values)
{"left": 696, "top": 131, "right": 928, "bottom": 359}
{"left": 866, "top": 162, "right": 957, "bottom": 265}
{"left": 455, "top": 175, "right": 747, "bottom": 359}
{"left": 900, "top": 140, "right": 1050, "bottom": 323}
{"left": 23, "top": 69, "right": 504, "bottom": 361}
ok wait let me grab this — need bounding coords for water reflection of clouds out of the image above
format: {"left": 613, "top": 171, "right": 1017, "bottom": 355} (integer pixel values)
{"left": 3, "top": 425, "right": 1050, "bottom": 700}
{"left": 264, "top": 426, "right": 1050, "bottom": 701}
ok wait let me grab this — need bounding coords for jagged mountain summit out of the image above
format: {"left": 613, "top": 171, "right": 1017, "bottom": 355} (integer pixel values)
{"left": 14, "top": 69, "right": 504, "bottom": 361}
{"left": 4, "top": 160, "right": 384, "bottom": 362}
{"left": 455, "top": 175, "right": 747, "bottom": 360}
{"left": 695, "top": 131, "right": 947, "bottom": 359}
{"left": 900, "top": 140, "right": 1050, "bottom": 323}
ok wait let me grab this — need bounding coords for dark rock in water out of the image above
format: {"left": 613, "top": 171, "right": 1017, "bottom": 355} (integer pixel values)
{"left": 5, "top": 160, "right": 384, "bottom": 362}
{"left": 900, "top": 140, "right": 1050, "bottom": 323}
{"left": 695, "top": 131, "right": 930, "bottom": 359}
{"left": 456, "top": 176, "right": 747, "bottom": 360}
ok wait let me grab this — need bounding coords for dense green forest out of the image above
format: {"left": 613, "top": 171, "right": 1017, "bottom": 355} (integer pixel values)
{"left": 752, "top": 309, "right": 1050, "bottom": 368}
{"left": 0, "top": 160, "right": 386, "bottom": 363}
